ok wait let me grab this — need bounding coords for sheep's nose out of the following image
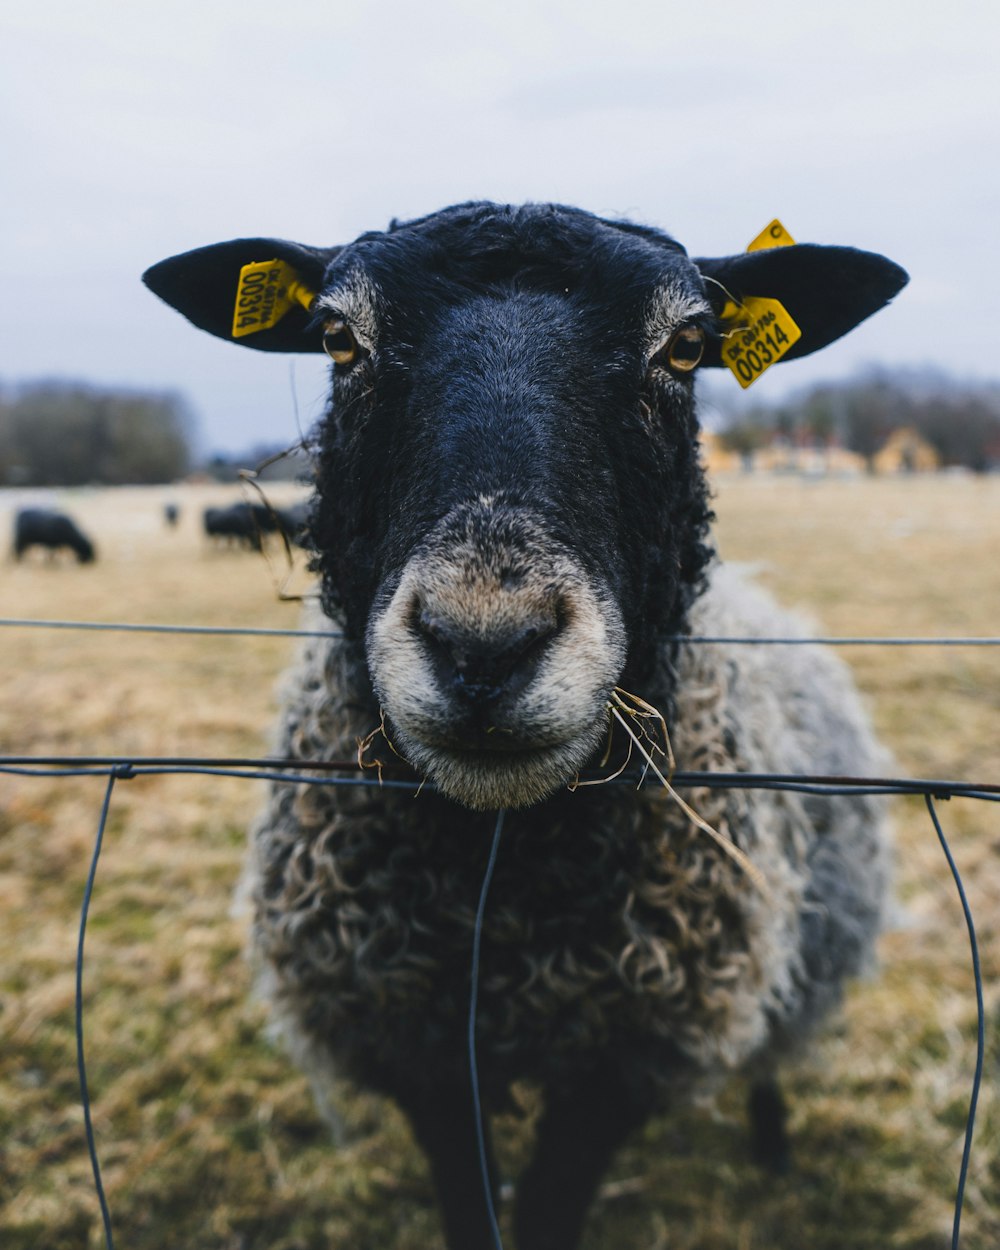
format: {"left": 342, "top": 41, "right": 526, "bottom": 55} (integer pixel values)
{"left": 417, "top": 610, "right": 557, "bottom": 705}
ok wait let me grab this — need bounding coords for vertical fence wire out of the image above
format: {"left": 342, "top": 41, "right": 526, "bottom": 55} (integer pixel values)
{"left": 468, "top": 809, "right": 507, "bottom": 1250}
{"left": 75, "top": 768, "right": 125, "bottom": 1250}
{"left": 925, "top": 795, "right": 986, "bottom": 1250}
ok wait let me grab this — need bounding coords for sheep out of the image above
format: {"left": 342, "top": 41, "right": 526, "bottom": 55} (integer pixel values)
{"left": 144, "top": 202, "right": 907, "bottom": 1250}
{"left": 202, "top": 502, "right": 265, "bottom": 550}
{"left": 203, "top": 500, "right": 302, "bottom": 551}
{"left": 12, "top": 507, "right": 96, "bottom": 563}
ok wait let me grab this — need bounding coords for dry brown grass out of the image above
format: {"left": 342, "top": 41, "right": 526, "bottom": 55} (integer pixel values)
{"left": 1, "top": 475, "right": 997, "bottom": 1250}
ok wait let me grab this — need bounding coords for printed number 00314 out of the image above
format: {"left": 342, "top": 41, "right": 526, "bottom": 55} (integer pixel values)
{"left": 732, "top": 322, "right": 790, "bottom": 384}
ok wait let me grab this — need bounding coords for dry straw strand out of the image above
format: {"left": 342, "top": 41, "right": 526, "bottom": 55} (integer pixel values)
{"left": 357, "top": 708, "right": 410, "bottom": 785}
{"left": 237, "top": 464, "right": 322, "bottom": 605}
{"left": 607, "top": 697, "right": 770, "bottom": 897}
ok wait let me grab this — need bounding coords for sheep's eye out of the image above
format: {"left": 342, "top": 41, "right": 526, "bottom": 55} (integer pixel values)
{"left": 663, "top": 325, "right": 705, "bottom": 373}
{"left": 322, "top": 319, "right": 359, "bottom": 366}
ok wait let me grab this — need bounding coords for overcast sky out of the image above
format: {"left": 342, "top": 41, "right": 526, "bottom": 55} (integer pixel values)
{"left": 2, "top": 1, "right": 998, "bottom": 453}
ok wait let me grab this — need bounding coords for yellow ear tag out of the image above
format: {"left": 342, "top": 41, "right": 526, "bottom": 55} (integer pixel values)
{"left": 720, "top": 296, "right": 802, "bottom": 389}
{"left": 746, "top": 218, "right": 796, "bottom": 251}
{"left": 719, "top": 219, "right": 802, "bottom": 389}
{"left": 232, "top": 259, "right": 317, "bottom": 339}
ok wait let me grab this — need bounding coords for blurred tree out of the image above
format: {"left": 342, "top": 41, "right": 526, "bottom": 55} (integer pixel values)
{"left": 912, "top": 393, "right": 1000, "bottom": 472}
{"left": 839, "top": 378, "right": 909, "bottom": 472}
{"left": 799, "top": 391, "right": 837, "bottom": 444}
{"left": 0, "top": 381, "right": 195, "bottom": 485}
{"left": 716, "top": 418, "right": 771, "bottom": 470}
{"left": 712, "top": 369, "right": 1000, "bottom": 474}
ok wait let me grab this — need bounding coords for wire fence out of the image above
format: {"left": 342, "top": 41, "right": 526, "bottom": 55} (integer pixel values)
{"left": 1, "top": 613, "right": 994, "bottom": 1250}
{"left": 5, "top": 614, "right": 1000, "bottom": 646}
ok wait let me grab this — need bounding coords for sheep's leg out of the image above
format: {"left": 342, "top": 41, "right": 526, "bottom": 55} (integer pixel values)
{"left": 514, "top": 1067, "right": 647, "bottom": 1250}
{"left": 748, "top": 1076, "right": 791, "bottom": 1174}
{"left": 394, "top": 1081, "right": 502, "bottom": 1250}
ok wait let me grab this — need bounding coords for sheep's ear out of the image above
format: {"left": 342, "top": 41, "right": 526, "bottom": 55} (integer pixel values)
{"left": 143, "top": 238, "right": 340, "bottom": 353}
{"left": 693, "top": 244, "right": 908, "bottom": 367}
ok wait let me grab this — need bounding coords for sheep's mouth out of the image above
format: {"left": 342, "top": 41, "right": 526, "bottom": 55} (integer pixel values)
{"left": 441, "top": 739, "right": 561, "bottom": 759}
{"left": 390, "top": 718, "right": 611, "bottom": 811}
{"left": 412, "top": 720, "right": 577, "bottom": 755}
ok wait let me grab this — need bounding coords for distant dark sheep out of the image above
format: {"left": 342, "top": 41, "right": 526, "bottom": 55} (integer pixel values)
{"left": 163, "top": 502, "right": 181, "bottom": 527}
{"left": 203, "top": 500, "right": 310, "bottom": 551}
{"left": 146, "top": 202, "right": 906, "bottom": 1250}
{"left": 13, "top": 508, "right": 96, "bottom": 563}
{"left": 202, "top": 502, "right": 267, "bottom": 550}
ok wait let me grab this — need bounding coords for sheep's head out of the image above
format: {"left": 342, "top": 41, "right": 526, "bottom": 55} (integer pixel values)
{"left": 144, "top": 202, "right": 906, "bottom": 809}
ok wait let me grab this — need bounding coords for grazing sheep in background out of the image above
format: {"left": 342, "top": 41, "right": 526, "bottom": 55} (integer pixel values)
{"left": 203, "top": 500, "right": 299, "bottom": 551}
{"left": 202, "top": 502, "right": 265, "bottom": 550}
{"left": 12, "top": 508, "right": 96, "bottom": 563}
{"left": 163, "top": 502, "right": 180, "bottom": 528}
{"left": 145, "top": 202, "right": 906, "bottom": 1250}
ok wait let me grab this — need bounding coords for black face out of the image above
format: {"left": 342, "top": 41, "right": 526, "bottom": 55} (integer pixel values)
{"left": 301, "top": 205, "right": 715, "bottom": 808}
{"left": 310, "top": 204, "right": 715, "bottom": 656}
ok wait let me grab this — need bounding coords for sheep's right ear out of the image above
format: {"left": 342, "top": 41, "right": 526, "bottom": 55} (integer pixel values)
{"left": 693, "top": 244, "right": 908, "bottom": 366}
{"left": 143, "top": 238, "right": 340, "bottom": 353}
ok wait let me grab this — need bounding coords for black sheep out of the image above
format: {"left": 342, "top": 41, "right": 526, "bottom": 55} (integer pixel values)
{"left": 13, "top": 508, "right": 96, "bottom": 563}
{"left": 146, "top": 203, "right": 906, "bottom": 1250}
{"left": 202, "top": 502, "right": 266, "bottom": 550}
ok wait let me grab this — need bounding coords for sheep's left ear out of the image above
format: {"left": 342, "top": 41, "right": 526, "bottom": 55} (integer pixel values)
{"left": 143, "top": 237, "right": 340, "bottom": 353}
{"left": 693, "top": 244, "right": 908, "bottom": 366}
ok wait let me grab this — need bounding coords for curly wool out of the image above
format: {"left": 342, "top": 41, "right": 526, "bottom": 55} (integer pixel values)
{"left": 247, "top": 564, "right": 889, "bottom": 1106}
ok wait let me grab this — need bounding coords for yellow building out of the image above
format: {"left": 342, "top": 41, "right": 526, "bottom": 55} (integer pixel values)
{"left": 873, "top": 427, "right": 940, "bottom": 473}
{"left": 698, "top": 430, "right": 744, "bottom": 474}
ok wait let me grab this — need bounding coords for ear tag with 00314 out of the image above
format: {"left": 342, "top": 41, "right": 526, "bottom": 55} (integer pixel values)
{"left": 232, "top": 260, "right": 316, "bottom": 339}
{"left": 719, "top": 219, "right": 801, "bottom": 389}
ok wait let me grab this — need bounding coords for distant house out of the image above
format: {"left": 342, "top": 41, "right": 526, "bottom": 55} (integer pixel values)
{"left": 701, "top": 429, "right": 869, "bottom": 477}
{"left": 699, "top": 430, "right": 744, "bottom": 474}
{"left": 873, "top": 427, "right": 940, "bottom": 474}
{"left": 757, "top": 438, "right": 861, "bottom": 476}
{"left": 802, "top": 444, "right": 868, "bottom": 476}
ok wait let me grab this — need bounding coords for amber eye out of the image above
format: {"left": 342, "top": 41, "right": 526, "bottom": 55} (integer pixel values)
{"left": 663, "top": 324, "right": 705, "bottom": 373}
{"left": 322, "top": 319, "right": 359, "bottom": 366}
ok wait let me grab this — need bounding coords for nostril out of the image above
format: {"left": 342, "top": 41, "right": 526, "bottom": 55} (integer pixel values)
{"left": 505, "top": 619, "right": 556, "bottom": 664}
{"left": 416, "top": 610, "right": 454, "bottom": 652}
{"left": 415, "top": 609, "right": 558, "bottom": 705}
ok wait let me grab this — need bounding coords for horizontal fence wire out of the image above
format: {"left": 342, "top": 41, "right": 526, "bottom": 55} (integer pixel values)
{"left": 0, "top": 617, "right": 336, "bottom": 640}
{"left": 3, "top": 617, "right": 1000, "bottom": 646}
{"left": 3, "top": 756, "right": 1000, "bottom": 801}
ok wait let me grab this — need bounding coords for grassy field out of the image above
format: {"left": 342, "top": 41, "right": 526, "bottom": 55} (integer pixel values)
{"left": 1, "top": 475, "right": 997, "bottom": 1250}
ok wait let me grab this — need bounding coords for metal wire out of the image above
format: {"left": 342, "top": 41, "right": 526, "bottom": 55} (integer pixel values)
{"left": 925, "top": 795, "right": 985, "bottom": 1250}
{"left": 3, "top": 616, "right": 1000, "bottom": 646}
{"left": 3, "top": 756, "right": 1000, "bottom": 801}
{"left": 0, "top": 617, "right": 337, "bottom": 639}
{"left": 468, "top": 809, "right": 507, "bottom": 1250}
{"left": 667, "top": 635, "right": 1000, "bottom": 647}
{"left": 76, "top": 768, "right": 126, "bottom": 1250}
